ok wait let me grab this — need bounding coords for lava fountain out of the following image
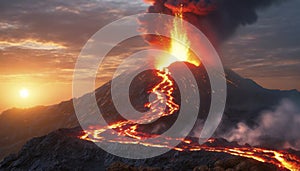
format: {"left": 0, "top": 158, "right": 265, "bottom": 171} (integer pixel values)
{"left": 155, "top": 4, "right": 200, "bottom": 70}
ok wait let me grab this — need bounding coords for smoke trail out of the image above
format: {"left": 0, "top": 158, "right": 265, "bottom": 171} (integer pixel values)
{"left": 144, "top": 0, "right": 284, "bottom": 46}
{"left": 224, "top": 99, "right": 300, "bottom": 150}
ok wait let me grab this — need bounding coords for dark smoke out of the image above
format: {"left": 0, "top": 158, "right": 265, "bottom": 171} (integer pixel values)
{"left": 145, "top": 0, "right": 284, "bottom": 46}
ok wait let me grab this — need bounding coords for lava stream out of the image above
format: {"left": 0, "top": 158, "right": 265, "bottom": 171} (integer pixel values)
{"left": 80, "top": 129, "right": 300, "bottom": 171}
{"left": 81, "top": 69, "right": 179, "bottom": 141}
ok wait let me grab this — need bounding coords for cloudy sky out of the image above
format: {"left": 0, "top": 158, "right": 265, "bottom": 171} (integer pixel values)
{"left": 0, "top": 0, "right": 299, "bottom": 112}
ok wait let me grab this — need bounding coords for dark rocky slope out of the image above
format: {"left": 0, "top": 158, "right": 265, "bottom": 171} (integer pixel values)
{"left": 0, "top": 128, "right": 284, "bottom": 171}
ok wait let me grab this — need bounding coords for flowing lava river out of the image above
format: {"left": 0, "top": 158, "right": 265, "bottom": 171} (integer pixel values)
{"left": 79, "top": 69, "right": 300, "bottom": 171}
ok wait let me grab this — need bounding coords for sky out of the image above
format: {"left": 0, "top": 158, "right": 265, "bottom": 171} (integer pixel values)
{"left": 0, "top": 0, "right": 299, "bottom": 112}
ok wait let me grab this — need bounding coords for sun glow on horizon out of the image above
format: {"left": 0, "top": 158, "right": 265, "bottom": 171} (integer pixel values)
{"left": 19, "top": 88, "right": 29, "bottom": 99}
{"left": 0, "top": 82, "right": 73, "bottom": 113}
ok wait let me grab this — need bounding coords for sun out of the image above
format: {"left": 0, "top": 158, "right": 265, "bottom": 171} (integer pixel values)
{"left": 19, "top": 88, "right": 29, "bottom": 99}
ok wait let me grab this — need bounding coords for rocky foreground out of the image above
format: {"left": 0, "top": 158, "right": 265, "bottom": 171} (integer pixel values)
{"left": 0, "top": 127, "right": 287, "bottom": 171}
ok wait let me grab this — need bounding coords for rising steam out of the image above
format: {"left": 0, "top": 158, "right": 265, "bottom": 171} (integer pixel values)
{"left": 224, "top": 99, "right": 300, "bottom": 150}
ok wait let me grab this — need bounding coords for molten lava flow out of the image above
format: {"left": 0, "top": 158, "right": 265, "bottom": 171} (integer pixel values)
{"left": 190, "top": 143, "right": 300, "bottom": 171}
{"left": 155, "top": 4, "right": 200, "bottom": 70}
{"left": 81, "top": 127, "right": 300, "bottom": 171}
{"left": 80, "top": 68, "right": 179, "bottom": 141}
{"left": 144, "top": 68, "right": 179, "bottom": 119}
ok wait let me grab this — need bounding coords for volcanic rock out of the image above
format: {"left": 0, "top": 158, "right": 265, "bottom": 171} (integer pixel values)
{"left": 0, "top": 128, "right": 285, "bottom": 171}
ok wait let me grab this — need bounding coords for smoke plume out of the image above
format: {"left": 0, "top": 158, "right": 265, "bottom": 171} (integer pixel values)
{"left": 144, "top": 0, "right": 284, "bottom": 46}
{"left": 224, "top": 99, "right": 300, "bottom": 150}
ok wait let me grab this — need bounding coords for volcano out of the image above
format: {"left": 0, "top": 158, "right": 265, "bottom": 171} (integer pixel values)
{"left": 0, "top": 62, "right": 300, "bottom": 170}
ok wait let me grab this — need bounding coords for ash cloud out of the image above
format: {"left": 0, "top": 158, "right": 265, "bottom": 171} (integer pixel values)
{"left": 145, "top": 0, "right": 284, "bottom": 46}
{"left": 224, "top": 99, "right": 300, "bottom": 150}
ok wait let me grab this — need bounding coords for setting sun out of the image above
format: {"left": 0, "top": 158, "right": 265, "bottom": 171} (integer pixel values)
{"left": 19, "top": 88, "right": 29, "bottom": 99}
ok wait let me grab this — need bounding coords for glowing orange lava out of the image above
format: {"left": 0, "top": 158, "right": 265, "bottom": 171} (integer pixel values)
{"left": 144, "top": 69, "right": 179, "bottom": 119}
{"left": 80, "top": 69, "right": 179, "bottom": 141}
{"left": 80, "top": 128, "right": 300, "bottom": 171}
{"left": 198, "top": 145, "right": 300, "bottom": 171}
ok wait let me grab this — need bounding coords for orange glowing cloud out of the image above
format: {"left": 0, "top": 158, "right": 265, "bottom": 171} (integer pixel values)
{"left": 0, "top": 39, "right": 66, "bottom": 50}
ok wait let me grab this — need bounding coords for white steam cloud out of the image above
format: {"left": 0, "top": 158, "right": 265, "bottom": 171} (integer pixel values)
{"left": 224, "top": 99, "right": 300, "bottom": 150}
